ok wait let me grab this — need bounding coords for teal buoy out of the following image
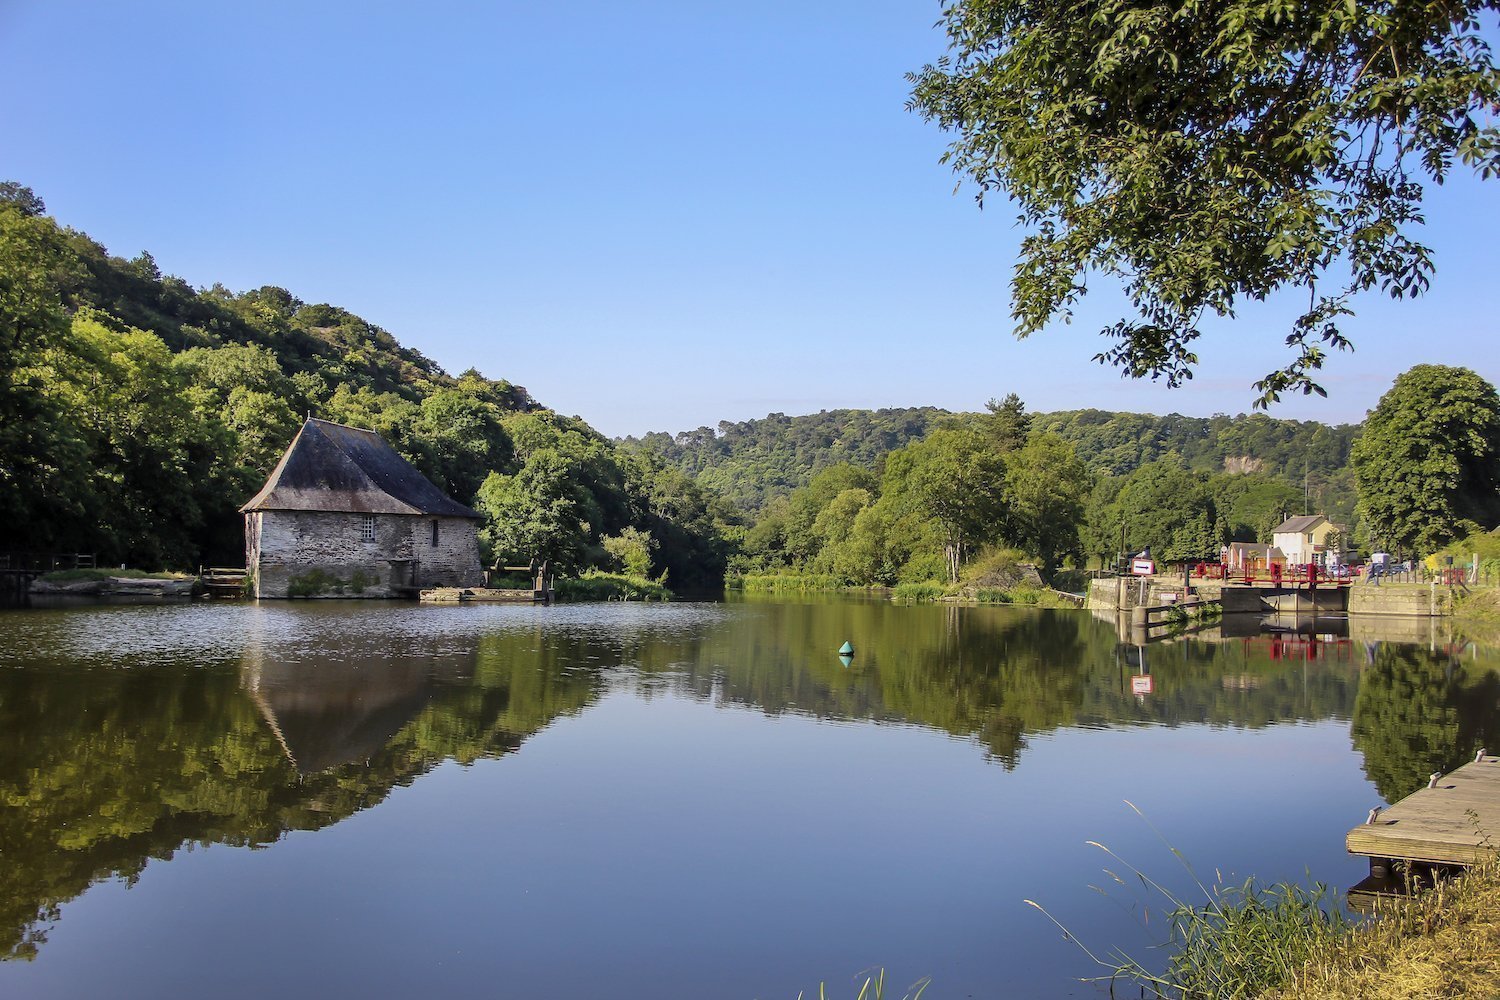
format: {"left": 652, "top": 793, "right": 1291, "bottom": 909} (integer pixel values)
{"left": 838, "top": 641, "right": 854, "bottom": 656}
{"left": 838, "top": 653, "right": 854, "bottom": 669}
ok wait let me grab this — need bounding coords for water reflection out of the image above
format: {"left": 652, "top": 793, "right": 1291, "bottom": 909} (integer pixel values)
{"left": 0, "top": 598, "right": 1497, "bottom": 970}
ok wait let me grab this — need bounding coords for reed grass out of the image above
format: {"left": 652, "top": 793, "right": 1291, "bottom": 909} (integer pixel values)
{"left": 1266, "top": 859, "right": 1500, "bottom": 999}
{"left": 793, "top": 969, "right": 930, "bottom": 1000}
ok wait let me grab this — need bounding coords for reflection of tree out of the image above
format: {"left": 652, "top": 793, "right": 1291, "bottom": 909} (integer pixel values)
{"left": 658, "top": 599, "right": 1365, "bottom": 767}
{"left": 1352, "top": 645, "right": 1500, "bottom": 803}
{"left": 0, "top": 636, "right": 600, "bottom": 961}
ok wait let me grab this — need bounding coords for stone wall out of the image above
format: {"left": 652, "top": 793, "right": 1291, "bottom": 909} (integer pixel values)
{"left": 1347, "top": 581, "right": 1456, "bottom": 618}
{"left": 247, "top": 511, "right": 483, "bottom": 598}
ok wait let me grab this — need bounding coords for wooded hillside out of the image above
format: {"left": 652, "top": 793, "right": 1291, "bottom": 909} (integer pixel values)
{"left": 0, "top": 183, "right": 731, "bottom": 587}
{"left": 628, "top": 405, "right": 1361, "bottom": 517}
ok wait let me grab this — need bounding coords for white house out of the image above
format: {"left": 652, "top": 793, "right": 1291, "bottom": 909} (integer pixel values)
{"left": 1270, "top": 514, "right": 1339, "bottom": 567}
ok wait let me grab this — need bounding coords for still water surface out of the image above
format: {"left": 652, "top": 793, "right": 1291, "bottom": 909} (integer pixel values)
{"left": 1, "top": 597, "right": 1497, "bottom": 998}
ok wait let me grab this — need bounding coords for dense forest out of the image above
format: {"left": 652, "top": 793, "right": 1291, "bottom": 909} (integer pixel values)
{"left": 0, "top": 183, "right": 732, "bottom": 589}
{"left": 627, "top": 406, "right": 1360, "bottom": 513}
{"left": 631, "top": 378, "right": 1497, "bottom": 585}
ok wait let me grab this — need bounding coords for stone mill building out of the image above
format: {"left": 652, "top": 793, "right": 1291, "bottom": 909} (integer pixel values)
{"left": 242, "top": 418, "right": 485, "bottom": 598}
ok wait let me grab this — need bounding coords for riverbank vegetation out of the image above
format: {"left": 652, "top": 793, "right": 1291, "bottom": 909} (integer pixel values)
{"left": 1267, "top": 862, "right": 1500, "bottom": 1000}
{"left": 1097, "top": 863, "right": 1500, "bottom": 999}
{"left": 553, "top": 571, "right": 672, "bottom": 602}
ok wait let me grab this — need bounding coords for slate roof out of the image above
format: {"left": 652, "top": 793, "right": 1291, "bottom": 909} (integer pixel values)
{"left": 240, "top": 418, "right": 482, "bottom": 518}
{"left": 1271, "top": 514, "right": 1328, "bottom": 534}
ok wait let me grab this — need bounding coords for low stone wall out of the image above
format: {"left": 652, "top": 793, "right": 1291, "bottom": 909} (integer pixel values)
{"left": 1347, "top": 581, "right": 1456, "bottom": 617}
{"left": 31, "top": 576, "right": 196, "bottom": 598}
{"left": 1088, "top": 575, "right": 1227, "bottom": 611}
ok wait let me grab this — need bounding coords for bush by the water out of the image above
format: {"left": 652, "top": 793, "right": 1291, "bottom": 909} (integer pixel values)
{"left": 892, "top": 582, "right": 947, "bottom": 603}
{"left": 553, "top": 571, "right": 671, "bottom": 602}
{"left": 728, "top": 574, "right": 851, "bottom": 593}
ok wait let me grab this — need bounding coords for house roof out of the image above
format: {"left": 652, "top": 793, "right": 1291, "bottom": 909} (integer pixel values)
{"left": 240, "top": 418, "right": 482, "bottom": 518}
{"left": 1272, "top": 514, "right": 1329, "bottom": 534}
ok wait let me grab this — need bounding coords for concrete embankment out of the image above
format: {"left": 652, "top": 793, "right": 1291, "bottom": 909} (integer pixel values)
{"left": 1088, "top": 576, "right": 1455, "bottom": 618}
{"left": 1347, "top": 581, "right": 1455, "bottom": 617}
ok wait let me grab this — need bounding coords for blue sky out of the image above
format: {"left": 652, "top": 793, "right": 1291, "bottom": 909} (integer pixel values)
{"left": 3, "top": 1, "right": 1496, "bottom": 436}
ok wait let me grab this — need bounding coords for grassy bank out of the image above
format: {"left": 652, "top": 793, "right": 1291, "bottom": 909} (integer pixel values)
{"left": 38, "top": 568, "right": 185, "bottom": 583}
{"left": 1454, "top": 588, "right": 1500, "bottom": 645}
{"left": 553, "top": 571, "right": 672, "bottom": 602}
{"left": 727, "top": 574, "right": 1078, "bottom": 608}
{"left": 728, "top": 574, "right": 866, "bottom": 594}
{"left": 893, "top": 581, "right": 1079, "bottom": 608}
{"left": 1265, "top": 862, "right": 1500, "bottom": 999}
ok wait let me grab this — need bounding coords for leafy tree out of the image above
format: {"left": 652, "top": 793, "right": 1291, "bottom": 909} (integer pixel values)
{"left": 623, "top": 407, "right": 945, "bottom": 513}
{"left": 778, "top": 463, "right": 880, "bottom": 568}
{"left": 0, "top": 200, "right": 89, "bottom": 551}
{"left": 1080, "top": 474, "right": 1126, "bottom": 567}
{"left": 1113, "top": 460, "right": 1226, "bottom": 561}
{"left": 601, "top": 526, "right": 657, "bottom": 578}
{"left": 980, "top": 392, "right": 1032, "bottom": 453}
{"left": 1211, "top": 472, "right": 1306, "bottom": 542}
{"left": 1005, "top": 433, "right": 1091, "bottom": 573}
{"left": 44, "top": 313, "right": 225, "bottom": 565}
{"left": 620, "top": 452, "right": 732, "bottom": 591}
{"left": 175, "top": 343, "right": 302, "bottom": 475}
{"left": 1353, "top": 365, "right": 1500, "bottom": 554}
{"left": 0, "top": 181, "right": 45, "bottom": 217}
{"left": 809, "top": 487, "right": 876, "bottom": 580}
{"left": 476, "top": 450, "right": 586, "bottom": 571}
{"left": 884, "top": 427, "right": 1008, "bottom": 582}
{"left": 908, "top": 0, "right": 1500, "bottom": 403}
{"left": 409, "top": 387, "right": 512, "bottom": 502}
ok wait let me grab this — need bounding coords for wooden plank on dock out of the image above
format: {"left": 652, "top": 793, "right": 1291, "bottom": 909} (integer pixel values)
{"left": 1346, "top": 754, "right": 1500, "bottom": 868}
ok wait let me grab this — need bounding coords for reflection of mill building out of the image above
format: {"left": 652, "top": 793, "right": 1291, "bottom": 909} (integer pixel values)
{"left": 241, "top": 418, "right": 485, "bottom": 598}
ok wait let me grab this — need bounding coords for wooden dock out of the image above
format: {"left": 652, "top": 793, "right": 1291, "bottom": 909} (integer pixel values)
{"left": 1347, "top": 751, "right": 1500, "bottom": 874}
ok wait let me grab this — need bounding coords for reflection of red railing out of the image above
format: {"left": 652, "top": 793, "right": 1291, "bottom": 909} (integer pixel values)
{"left": 1245, "top": 635, "right": 1354, "bottom": 662}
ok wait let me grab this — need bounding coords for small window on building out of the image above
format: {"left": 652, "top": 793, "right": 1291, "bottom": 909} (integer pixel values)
{"left": 360, "top": 515, "right": 376, "bottom": 542}
{"left": 431, "top": 520, "right": 439, "bottom": 547}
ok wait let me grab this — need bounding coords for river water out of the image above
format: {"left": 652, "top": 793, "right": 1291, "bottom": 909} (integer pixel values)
{"left": 0, "top": 597, "right": 1496, "bottom": 998}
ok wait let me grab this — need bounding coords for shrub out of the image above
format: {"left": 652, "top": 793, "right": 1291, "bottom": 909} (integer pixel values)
{"left": 733, "top": 574, "right": 848, "bottom": 594}
{"left": 287, "top": 569, "right": 343, "bottom": 598}
{"left": 553, "top": 571, "right": 672, "bottom": 602}
{"left": 892, "top": 582, "right": 948, "bottom": 603}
